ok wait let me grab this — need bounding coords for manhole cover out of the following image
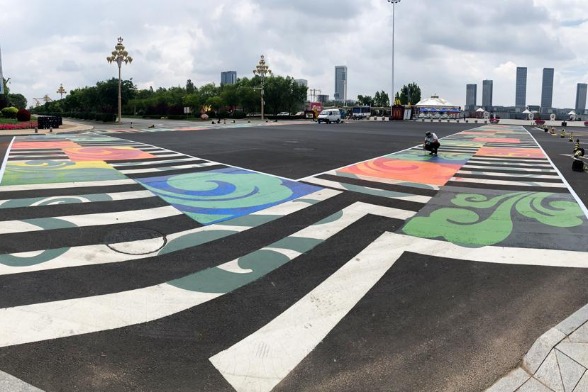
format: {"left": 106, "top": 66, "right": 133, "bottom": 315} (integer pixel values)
{"left": 104, "top": 228, "right": 166, "bottom": 255}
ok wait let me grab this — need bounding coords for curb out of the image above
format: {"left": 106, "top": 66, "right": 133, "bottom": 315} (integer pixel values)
{"left": 486, "top": 303, "right": 588, "bottom": 391}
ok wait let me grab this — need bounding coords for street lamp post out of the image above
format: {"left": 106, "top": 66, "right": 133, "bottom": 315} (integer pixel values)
{"left": 107, "top": 37, "right": 133, "bottom": 123}
{"left": 253, "top": 55, "right": 272, "bottom": 121}
{"left": 56, "top": 84, "right": 67, "bottom": 99}
{"left": 387, "top": 0, "right": 400, "bottom": 106}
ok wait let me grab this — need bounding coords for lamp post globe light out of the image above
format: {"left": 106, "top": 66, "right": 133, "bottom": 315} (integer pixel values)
{"left": 107, "top": 37, "right": 133, "bottom": 123}
{"left": 387, "top": 0, "right": 400, "bottom": 106}
{"left": 253, "top": 55, "right": 272, "bottom": 121}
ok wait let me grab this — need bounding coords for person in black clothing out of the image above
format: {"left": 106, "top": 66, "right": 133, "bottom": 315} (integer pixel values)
{"left": 424, "top": 131, "right": 440, "bottom": 155}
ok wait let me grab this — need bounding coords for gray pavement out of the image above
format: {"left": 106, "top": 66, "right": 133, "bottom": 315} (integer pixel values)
{"left": 0, "top": 121, "right": 588, "bottom": 392}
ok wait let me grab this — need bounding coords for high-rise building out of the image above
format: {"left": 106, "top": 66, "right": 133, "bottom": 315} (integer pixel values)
{"left": 575, "top": 83, "right": 587, "bottom": 113}
{"left": 541, "top": 68, "right": 554, "bottom": 110}
{"left": 334, "top": 66, "right": 347, "bottom": 102}
{"left": 220, "top": 71, "right": 237, "bottom": 86}
{"left": 482, "top": 80, "right": 493, "bottom": 109}
{"left": 0, "top": 46, "right": 4, "bottom": 95}
{"left": 465, "top": 84, "right": 477, "bottom": 110}
{"left": 515, "top": 67, "right": 527, "bottom": 108}
{"left": 294, "top": 79, "right": 308, "bottom": 87}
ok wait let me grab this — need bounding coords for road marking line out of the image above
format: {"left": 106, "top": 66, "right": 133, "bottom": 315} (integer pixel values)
{"left": 209, "top": 231, "right": 588, "bottom": 391}
{"left": 210, "top": 236, "right": 402, "bottom": 392}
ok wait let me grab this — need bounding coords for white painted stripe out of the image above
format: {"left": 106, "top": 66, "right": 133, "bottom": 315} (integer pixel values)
{"left": 0, "top": 190, "right": 154, "bottom": 207}
{"left": 210, "top": 231, "right": 588, "bottom": 391}
{"left": 458, "top": 171, "right": 559, "bottom": 179}
{"left": 470, "top": 158, "right": 551, "bottom": 165}
{"left": 335, "top": 173, "right": 441, "bottom": 190}
{"left": 0, "top": 189, "right": 340, "bottom": 276}
{"left": 0, "top": 205, "right": 182, "bottom": 235}
{"left": 110, "top": 157, "right": 202, "bottom": 167}
{"left": 303, "top": 178, "right": 432, "bottom": 203}
{"left": 0, "top": 179, "right": 136, "bottom": 192}
{"left": 118, "top": 161, "right": 217, "bottom": 174}
{"left": 210, "top": 236, "right": 403, "bottom": 392}
{"left": 463, "top": 165, "right": 555, "bottom": 173}
{"left": 0, "top": 369, "right": 44, "bottom": 392}
{"left": 0, "top": 137, "right": 15, "bottom": 185}
{"left": 0, "top": 201, "right": 398, "bottom": 347}
{"left": 450, "top": 177, "right": 565, "bottom": 188}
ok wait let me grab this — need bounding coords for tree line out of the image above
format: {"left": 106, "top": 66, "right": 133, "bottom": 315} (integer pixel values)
{"left": 32, "top": 76, "right": 309, "bottom": 119}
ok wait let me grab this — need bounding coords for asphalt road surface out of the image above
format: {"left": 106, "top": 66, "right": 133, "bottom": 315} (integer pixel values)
{"left": 0, "top": 119, "right": 587, "bottom": 392}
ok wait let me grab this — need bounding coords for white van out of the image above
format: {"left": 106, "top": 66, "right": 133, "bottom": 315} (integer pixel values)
{"left": 317, "top": 109, "right": 342, "bottom": 124}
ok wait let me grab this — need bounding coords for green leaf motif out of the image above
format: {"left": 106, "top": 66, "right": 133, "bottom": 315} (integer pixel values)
{"left": 402, "top": 192, "right": 584, "bottom": 247}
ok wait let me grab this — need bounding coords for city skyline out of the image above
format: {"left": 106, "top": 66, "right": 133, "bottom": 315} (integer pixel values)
{"left": 2, "top": 1, "right": 588, "bottom": 109}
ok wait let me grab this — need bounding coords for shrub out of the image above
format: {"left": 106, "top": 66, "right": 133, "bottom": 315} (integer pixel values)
{"left": 1, "top": 106, "right": 18, "bottom": 119}
{"left": 16, "top": 108, "right": 31, "bottom": 121}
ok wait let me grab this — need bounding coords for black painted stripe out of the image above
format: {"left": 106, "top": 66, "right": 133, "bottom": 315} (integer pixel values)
{"left": 109, "top": 159, "right": 209, "bottom": 170}
{"left": 0, "top": 183, "right": 145, "bottom": 200}
{"left": 124, "top": 164, "right": 228, "bottom": 179}
{"left": 444, "top": 180, "right": 569, "bottom": 193}
{"left": 0, "top": 196, "right": 168, "bottom": 221}
{"left": 0, "top": 191, "right": 415, "bottom": 308}
{"left": 0, "top": 214, "right": 404, "bottom": 392}
{"left": 454, "top": 173, "right": 563, "bottom": 183}
{"left": 317, "top": 173, "right": 438, "bottom": 197}
{"left": 0, "top": 213, "right": 200, "bottom": 257}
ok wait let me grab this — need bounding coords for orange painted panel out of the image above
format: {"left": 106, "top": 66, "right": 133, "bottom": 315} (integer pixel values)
{"left": 339, "top": 157, "right": 462, "bottom": 186}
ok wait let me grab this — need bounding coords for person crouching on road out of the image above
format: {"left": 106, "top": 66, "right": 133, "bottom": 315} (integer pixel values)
{"left": 424, "top": 131, "right": 440, "bottom": 156}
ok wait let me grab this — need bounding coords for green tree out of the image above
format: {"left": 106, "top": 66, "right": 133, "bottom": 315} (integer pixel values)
{"left": 373, "top": 91, "right": 390, "bottom": 107}
{"left": 186, "top": 79, "right": 195, "bottom": 94}
{"left": 7, "top": 93, "right": 26, "bottom": 109}
{"left": 357, "top": 95, "right": 374, "bottom": 106}
{"left": 398, "top": 83, "right": 421, "bottom": 105}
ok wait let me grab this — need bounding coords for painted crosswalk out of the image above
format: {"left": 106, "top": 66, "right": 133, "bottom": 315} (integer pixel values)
{"left": 0, "top": 125, "right": 587, "bottom": 391}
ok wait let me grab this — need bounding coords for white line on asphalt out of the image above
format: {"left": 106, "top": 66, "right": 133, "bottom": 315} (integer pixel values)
{"left": 0, "top": 137, "right": 15, "bottom": 186}
{"left": 449, "top": 177, "right": 566, "bottom": 188}
{"left": 0, "top": 202, "right": 405, "bottom": 348}
{"left": 209, "top": 236, "right": 403, "bottom": 392}
{"left": 0, "top": 205, "right": 182, "bottom": 235}
{"left": 209, "top": 231, "right": 588, "bottom": 392}
{"left": 0, "top": 179, "right": 137, "bottom": 192}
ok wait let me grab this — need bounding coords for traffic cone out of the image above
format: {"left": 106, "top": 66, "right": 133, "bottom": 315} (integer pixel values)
{"left": 560, "top": 129, "right": 566, "bottom": 138}
{"left": 569, "top": 132, "right": 573, "bottom": 142}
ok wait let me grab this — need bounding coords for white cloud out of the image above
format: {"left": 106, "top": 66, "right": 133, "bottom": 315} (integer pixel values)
{"left": 1, "top": 0, "right": 588, "bottom": 109}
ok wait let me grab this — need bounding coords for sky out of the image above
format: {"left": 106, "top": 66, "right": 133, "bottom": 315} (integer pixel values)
{"left": 2, "top": 0, "right": 588, "bottom": 110}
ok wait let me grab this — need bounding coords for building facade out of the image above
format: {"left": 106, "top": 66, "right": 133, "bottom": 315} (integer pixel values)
{"left": 465, "top": 84, "right": 477, "bottom": 111}
{"left": 334, "top": 66, "right": 347, "bottom": 102}
{"left": 294, "top": 79, "right": 308, "bottom": 87}
{"left": 482, "top": 80, "right": 493, "bottom": 109}
{"left": 541, "top": 68, "right": 554, "bottom": 111}
{"left": 220, "top": 71, "right": 237, "bottom": 86}
{"left": 515, "top": 67, "right": 527, "bottom": 108}
{"left": 576, "top": 83, "right": 587, "bottom": 114}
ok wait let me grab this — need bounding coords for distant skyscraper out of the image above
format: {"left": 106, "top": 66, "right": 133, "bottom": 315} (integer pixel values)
{"left": 220, "top": 71, "right": 237, "bottom": 85}
{"left": 317, "top": 94, "right": 329, "bottom": 103}
{"left": 334, "top": 66, "right": 347, "bottom": 102}
{"left": 541, "top": 68, "right": 554, "bottom": 110}
{"left": 482, "top": 80, "right": 493, "bottom": 109}
{"left": 576, "top": 83, "right": 587, "bottom": 113}
{"left": 294, "top": 79, "right": 308, "bottom": 87}
{"left": 465, "top": 84, "right": 477, "bottom": 110}
{"left": 0, "top": 46, "right": 4, "bottom": 95}
{"left": 515, "top": 67, "right": 527, "bottom": 108}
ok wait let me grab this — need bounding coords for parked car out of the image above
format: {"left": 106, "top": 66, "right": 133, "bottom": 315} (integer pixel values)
{"left": 317, "top": 109, "right": 342, "bottom": 124}
{"left": 277, "top": 112, "right": 290, "bottom": 116}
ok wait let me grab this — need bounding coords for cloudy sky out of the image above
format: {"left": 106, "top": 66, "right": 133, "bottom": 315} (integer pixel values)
{"left": 2, "top": 0, "right": 588, "bottom": 109}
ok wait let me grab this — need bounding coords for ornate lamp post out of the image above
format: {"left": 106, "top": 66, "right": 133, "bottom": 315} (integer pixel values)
{"left": 107, "top": 37, "right": 132, "bottom": 123}
{"left": 387, "top": 0, "right": 400, "bottom": 105}
{"left": 253, "top": 55, "right": 272, "bottom": 120}
{"left": 56, "top": 84, "right": 67, "bottom": 99}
